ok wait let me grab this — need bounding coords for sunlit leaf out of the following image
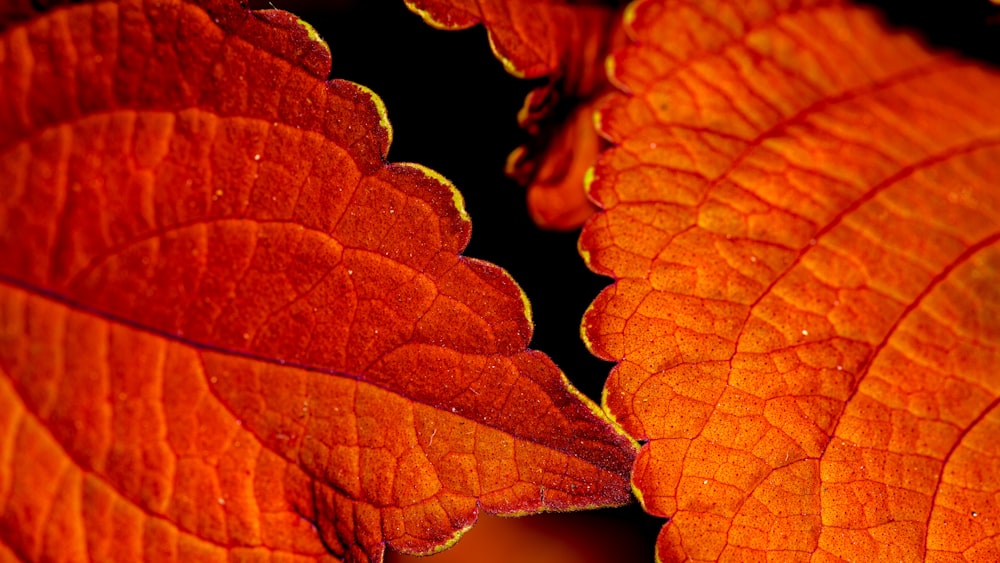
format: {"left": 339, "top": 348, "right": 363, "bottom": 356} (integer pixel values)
{"left": 583, "top": 0, "right": 1000, "bottom": 560}
{"left": 0, "top": 0, "right": 636, "bottom": 561}
{"left": 405, "top": 0, "right": 623, "bottom": 230}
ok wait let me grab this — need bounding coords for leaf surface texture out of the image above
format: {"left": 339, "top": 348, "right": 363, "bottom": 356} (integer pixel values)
{"left": 582, "top": 0, "right": 1000, "bottom": 560}
{"left": 0, "top": 0, "right": 636, "bottom": 561}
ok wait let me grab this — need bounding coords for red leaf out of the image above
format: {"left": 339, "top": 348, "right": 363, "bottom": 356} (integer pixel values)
{"left": 405, "top": 0, "right": 623, "bottom": 230}
{"left": 0, "top": 0, "right": 635, "bottom": 561}
{"left": 583, "top": 0, "right": 1000, "bottom": 560}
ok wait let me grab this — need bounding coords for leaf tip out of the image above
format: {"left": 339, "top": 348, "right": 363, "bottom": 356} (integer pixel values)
{"left": 293, "top": 16, "right": 329, "bottom": 57}
{"left": 577, "top": 229, "right": 597, "bottom": 276}
{"left": 396, "top": 516, "right": 477, "bottom": 557}
{"left": 603, "top": 50, "right": 629, "bottom": 96}
{"left": 630, "top": 477, "right": 650, "bottom": 514}
{"left": 578, "top": 298, "right": 597, "bottom": 351}
{"left": 504, "top": 144, "right": 528, "bottom": 178}
{"left": 582, "top": 165, "right": 597, "bottom": 199}
{"left": 622, "top": 0, "right": 644, "bottom": 33}
{"left": 484, "top": 28, "right": 531, "bottom": 79}
{"left": 597, "top": 378, "right": 638, "bottom": 457}
{"left": 403, "top": 0, "right": 470, "bottom": 30}
{"left": 518, "top": 283, "right": 534, "bottom": 330}
{"left": 395, "top": 162, "right": 471, "bottom": 227}
{"left": 348, "top": 80, "right": 394, "bottom": 154}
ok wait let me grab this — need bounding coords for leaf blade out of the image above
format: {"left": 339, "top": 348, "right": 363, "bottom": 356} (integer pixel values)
{"left": 0, "top": 1, "right": 636, "bottom": 560}
{"left": 584, "top": 0, "right": 1000, "bottom": 560}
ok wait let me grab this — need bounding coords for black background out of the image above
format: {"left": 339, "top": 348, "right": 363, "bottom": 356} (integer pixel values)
{"left": 251, "top": 0, "right": 999, "bottom": 559}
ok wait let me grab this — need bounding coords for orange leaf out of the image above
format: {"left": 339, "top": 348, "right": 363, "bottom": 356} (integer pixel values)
{"left": 582, "top": 0, "right": 1000, "bottom": 560}
{"left": 0, "top": 0, "right": 636, "bottom": 561}
{"left": 405, "top": 0, "right": 623, "bottom": 230}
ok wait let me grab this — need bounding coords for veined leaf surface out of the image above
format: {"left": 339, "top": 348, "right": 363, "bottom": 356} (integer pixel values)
{"left": 0, "top": 0, "right": 636, "bottom": 561}
{"left": 583, "top": 0, "right": 1000, "bottom": 560}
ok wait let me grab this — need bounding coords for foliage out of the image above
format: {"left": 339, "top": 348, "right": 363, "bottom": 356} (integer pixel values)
{"left": 1, "top": 0, "right": 999, "bottom": 562}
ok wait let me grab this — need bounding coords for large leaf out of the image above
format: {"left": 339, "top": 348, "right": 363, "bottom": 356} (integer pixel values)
{"left": 583, "top": 0, "right": 1000, "bottom": 560}
{"left": 404, "top": 0, "right": 622, "bottom": 230}
{"left": 0, "top": 0, "right": 636, "bottom": 561}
